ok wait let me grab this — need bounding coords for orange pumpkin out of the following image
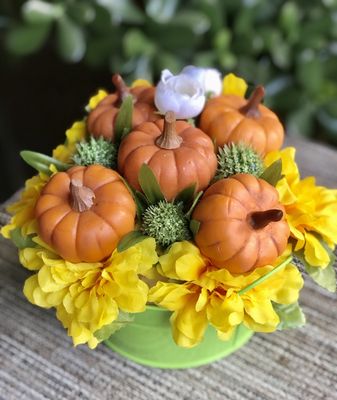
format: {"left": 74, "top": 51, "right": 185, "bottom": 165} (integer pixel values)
{"left": 35, "top": 165, "right": 136, "bottom": 263}
{"left": 199, "top": 86, "right": 284, "bottom": 155}
{"left": 193, "top": 173, "right": 290, "bottom": 273}
{"left": 118, "top": 111, "right": 217, "bottom": 201}
{"left": 87, "top": 74, "right": 159, "bottom": 141}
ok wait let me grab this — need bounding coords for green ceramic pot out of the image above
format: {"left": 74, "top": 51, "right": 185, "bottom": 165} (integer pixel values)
{"left": 104, "top": 305, "right": 253, "bottom": 369}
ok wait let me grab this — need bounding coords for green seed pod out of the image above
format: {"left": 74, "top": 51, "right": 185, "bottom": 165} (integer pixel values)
{"left": 73, "top": 136, "right": 117, "bottom": 169}
{"left": 215, "top": 142, "right": 264, "bottom": 180}
{"left": 141, "top": 201, "right": 191, "bottom": 247}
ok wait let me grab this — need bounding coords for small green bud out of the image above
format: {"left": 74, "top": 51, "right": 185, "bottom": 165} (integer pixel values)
{"left": 73, "top": 136, "right": 117, "bottom": 169}
{"left": 215, "top": 142, "right": 264, "bottom": 180}
{"left": 141, "top": 201, "right": 191, "bottom": 247}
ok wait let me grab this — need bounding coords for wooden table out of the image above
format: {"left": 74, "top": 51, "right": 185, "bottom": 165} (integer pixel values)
{"left": 0, "top": 137, "right": 336, "bottom": 400}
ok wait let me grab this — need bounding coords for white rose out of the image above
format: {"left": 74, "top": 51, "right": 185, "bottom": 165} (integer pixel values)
{"left": 154, "top": 69, "right": 206, "bottom": 119}
{"left": 181, "top": 65, "right": 222, "bottom": 97}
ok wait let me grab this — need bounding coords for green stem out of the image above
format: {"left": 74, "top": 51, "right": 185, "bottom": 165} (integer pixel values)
{"left": 238, "top": 256, "right": 293, "bottom": 296}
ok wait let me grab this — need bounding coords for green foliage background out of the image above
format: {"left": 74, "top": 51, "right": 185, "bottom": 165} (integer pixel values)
{"left": 1, "top": 0, "right": 337, "bottom": 144}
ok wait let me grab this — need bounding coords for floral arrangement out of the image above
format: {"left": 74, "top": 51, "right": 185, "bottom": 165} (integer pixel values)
{"left": 2, "top": 66, "right": 337, "bottom": 351}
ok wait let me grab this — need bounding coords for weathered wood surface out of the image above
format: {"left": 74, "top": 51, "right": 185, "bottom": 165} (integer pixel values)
{"left": 0, "top": 137, "right": 336, "bottom": 400}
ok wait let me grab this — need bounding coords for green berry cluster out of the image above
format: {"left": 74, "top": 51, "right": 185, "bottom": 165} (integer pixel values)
{"left": 215, "top": 142, "right": 264, "bottom": 180}
{"left": 73, "top": 136, "right": 117, "bottom": 169}
{"left": 141, "top": 201, "right": 191, "bottom": 247}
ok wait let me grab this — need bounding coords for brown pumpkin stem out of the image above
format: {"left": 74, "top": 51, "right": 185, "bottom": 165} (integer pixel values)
{"left": 155, "top": 111, "right": 183, "bottom": 149}
{"left": 248, "top": 209, "right": 283, "bottom": 230}
{"left": 239, "top": 86, "right": 265, "bottom": 118}
{"left": 70, "top": 179, "right": 95, "bottom": 213}
{"left": 112, "top": 74, "right": 130, "bottom": 102}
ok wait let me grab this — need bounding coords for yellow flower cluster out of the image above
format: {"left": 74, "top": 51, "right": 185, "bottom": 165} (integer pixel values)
{"left": 265, "top": 148, "right": 337, "bottom": 268}
{"left": 1, "top": 172, "right": 49, "bottom": 239}
{"left": 149, "top": 242, "right": 303, "bottom": 348}
{"left": 22, "top": 237, "right": 158, "bottom": 348}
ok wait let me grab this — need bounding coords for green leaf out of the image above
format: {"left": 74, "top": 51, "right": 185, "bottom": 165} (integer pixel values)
{"left": 138, "top": 164, "right": 165, "bottom": 204}
{"left": 10, "top": 228, "right": 37, "bottom": 249}
{"left": 174, "top": 183, "right": 196, "bottom": 206}
{"left": 145, "top": 0, "right": 178, "bottom": 23}
{"left": 22, "top": 0, "right": 64, "bottom": 24}
{"left": 305, "top": 264, "right": 336, "bottom": 293}
{"left": 20, "top": 150, "right": 70, "bottom": 175}
{"left": 6, "top": 22, "right": 51, "bottom": 55}
{"left": 114, "top": 95, "right": 133, "bottom": 144}
{"left": 189, "top": 219, "right": 200, "bottom": 237}
{"left": 238, "top": 256, "right": 293, "bottom": 295}
{"left": 273, "top": 302, "right": 306, "bottom": 330}
{"left": 56, "top": 16, "right": 85, "bottom": 62}
{"left": 295, "top": 238, "right": 336, "bottom": 292}
{"left": 100, "top": 0, "right": 144, "bottom": 24}
{"left": 123, "top": 29, "right": 156, "bottom": 58}
{"left": 260, "top": 159, "right": 283, "bottom": 186}
{"left": 117, "top": 230, "right": 148, "bottom": 253}
{"left": 185, "top": 191, "right": 203, "bottom": 218}
{"left": 94, "top": 311, "right": 134, "bottom": 342}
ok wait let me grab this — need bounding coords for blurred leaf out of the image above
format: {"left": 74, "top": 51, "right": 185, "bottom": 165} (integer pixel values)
{"left": 214, "top": 28, "right": 231, "bottom": 51}
{"left": 6, "top": 22, "right": 50, "bottom": 55}
{"left": 174, "top": 10, "right": 211, "bottom": 35}
{"left": 296, "top": 51, "right": 323, "bottom": 94}
{"left": 260, "top": 159, "right": 283, "bottom": 186}
{"left": 56, "top": 16, "right": 85, "bottom": 62}
{"left": 145, "top": 0, "right": 178, "bottom": 23}
{"left": 67, "top": 2, "right": 95, "bottom": 25}
{"left": 138, "top": 164, "right": 165, "bottom": 204}
{"left": 279, "top": 1, "right": 300, "bottom": 43}
{"left": 286, "top": 103, "right": 315, "bottom": 137}
{"left": 97, "top": 0, "right": 144, "bottom": 24}
{"left": 22, "top": 0, "right": 64, "bottom": 23}
{"left": 123, "top": 29, "right": 156, "bottom": 57}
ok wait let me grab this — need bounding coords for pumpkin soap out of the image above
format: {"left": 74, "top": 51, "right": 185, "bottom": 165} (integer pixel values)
{"left": 35, "top": 165, "right": 136, "bottom": 263}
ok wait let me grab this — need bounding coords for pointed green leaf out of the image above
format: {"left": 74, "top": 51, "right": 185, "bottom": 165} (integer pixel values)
{"left": 295, "top": 239, "right": 336, "bottom": 293}
{"left": 117, "top": 230, "right": 148, "bottom": 253}
{"left": 21, "top": 150, "right": 70, "bottom": 175}
{"left": 138, "top": 164, "right": 165, "bottom": 204}
{"left": 114, "top": 95, "right": 133, "bottom": 144}
{"left": 94, "top": 311, "right": 134, "bottom": 342}
{"left": 10, "top": 228, "right": 37, "bottom": 249}
{"left": 260, "top": 159, "right": 283, "bottom": 186}
{"left": 119, "top": 176, "right": 148, "bottom": 220}
{"left": 189, "top": 219, "right": 200, "bottom": 237}
{"left": 238, "top": 256, "right": 293, "bottom": 295}
{"left": 174, "top": 183, "right": 196, "bottom": 206}
{"left": 273, "top": 302, "right": 306, "bottom": 330}
{"left": 305, "top": 264, "right": 336, "bottom": 293}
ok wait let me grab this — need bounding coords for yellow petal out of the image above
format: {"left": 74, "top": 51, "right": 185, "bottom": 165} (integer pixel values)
{"left": 222, "top": 73, "right": 248, "bottom": 97}
{"left": 131, "top": 79, "right": 152, "bottom": 88}
{"left": 88, "top": 90, "right": 108, "bottom": 110}
{"left": 304, "top": 232, "right": 331, "bottom": 268}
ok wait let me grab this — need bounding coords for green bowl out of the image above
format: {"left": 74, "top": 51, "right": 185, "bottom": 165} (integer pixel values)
{"left": 104, "top": 305, "right": 253, "bottom": 369}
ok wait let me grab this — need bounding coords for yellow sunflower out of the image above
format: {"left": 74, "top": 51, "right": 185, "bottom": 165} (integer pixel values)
{"left": 265, "top": 147, "right": 337, "bottom": 268}
{"left": 149, "top": 242, "right": 303, "bottom": 348}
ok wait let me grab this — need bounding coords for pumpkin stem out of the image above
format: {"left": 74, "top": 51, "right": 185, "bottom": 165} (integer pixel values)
{"left": 239, "top": 86, "right": 265, "bottom": 118}
{"left": 70, "top": 179, "right": 95, "bottom": 212}
{"left": 155, "top": 111, "right": 183, "bottom": 149}
{"left": 112, "top": 74, "right": 130, "bottom": 102}
{"left": 248, "top": 209, "right": 283, "bottom": 230}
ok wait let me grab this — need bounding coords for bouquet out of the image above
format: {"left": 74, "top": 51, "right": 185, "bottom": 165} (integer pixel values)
{"left": 2, "top": 66, "right": 336, "bottom": 363}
